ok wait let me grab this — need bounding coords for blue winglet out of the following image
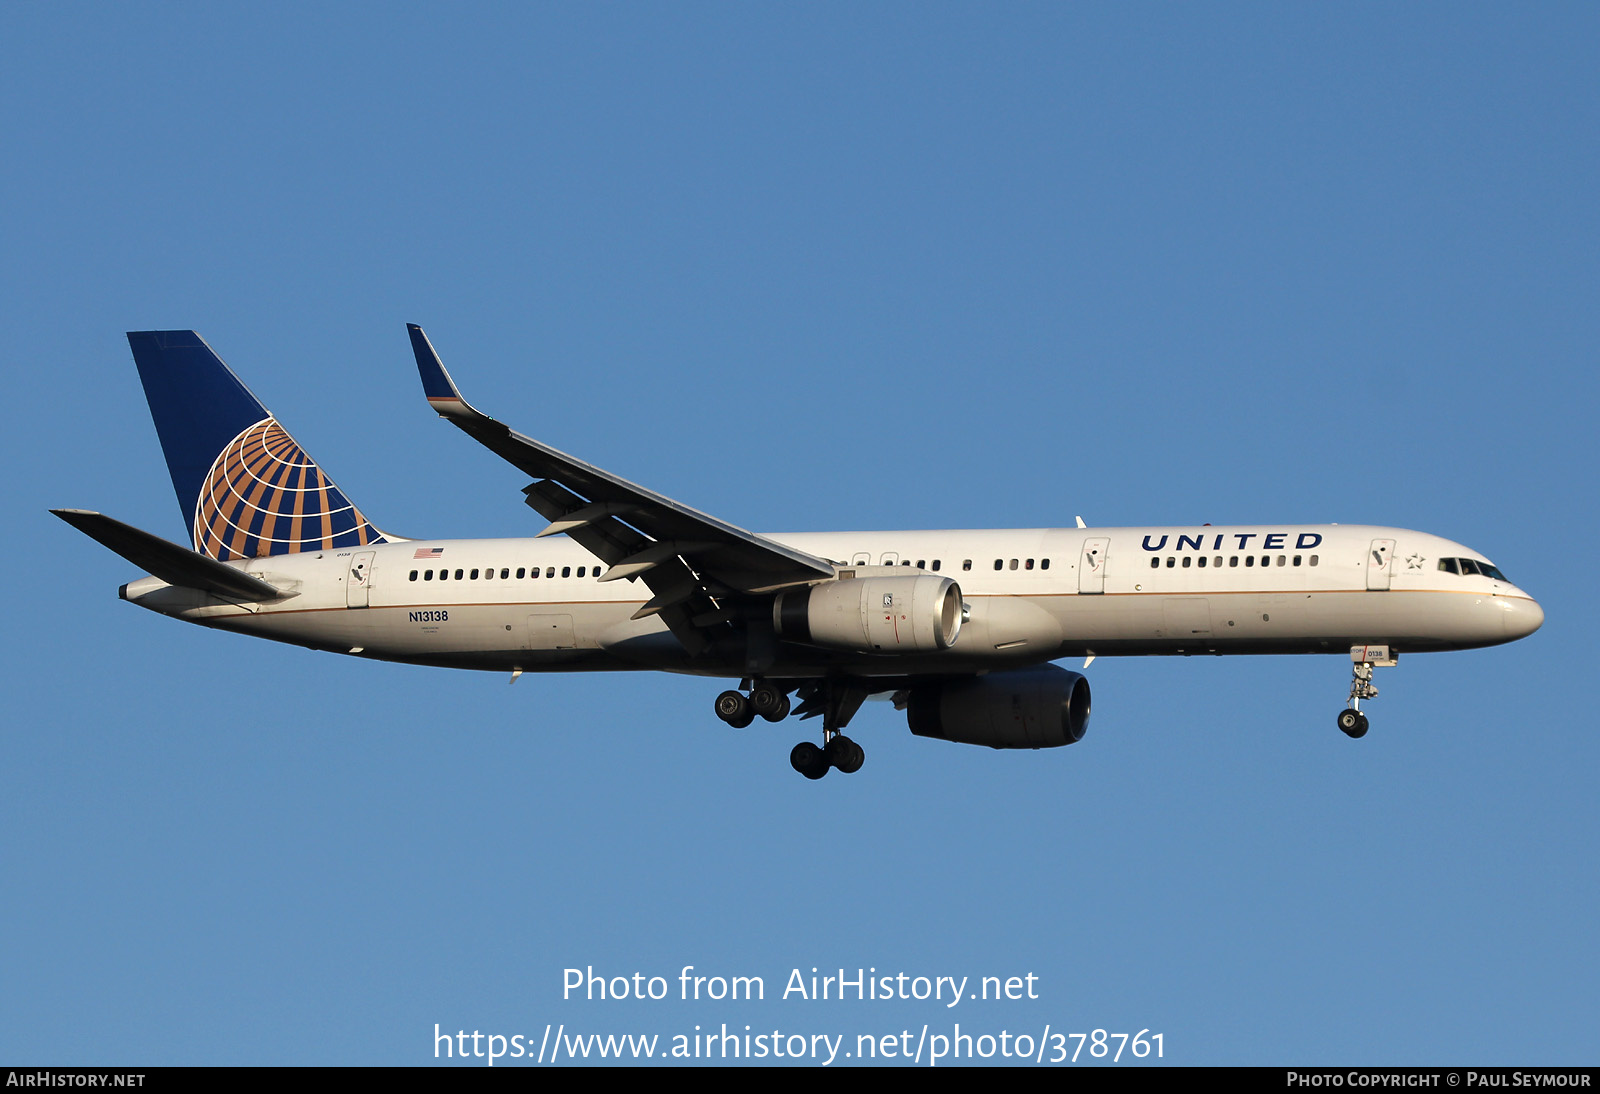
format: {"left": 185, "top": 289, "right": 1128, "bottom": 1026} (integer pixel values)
{"left": 407, "top": 323, "right": 480, "bottom": 420}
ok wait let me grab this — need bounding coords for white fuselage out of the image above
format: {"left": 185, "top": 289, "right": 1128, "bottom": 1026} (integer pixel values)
{"left": 120, "top": 524, "right": 1543, "bottom": 680}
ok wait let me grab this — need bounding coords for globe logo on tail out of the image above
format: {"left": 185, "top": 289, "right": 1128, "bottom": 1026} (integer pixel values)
{"left": 193, "top": 418, "right": 386, "bottom": 561}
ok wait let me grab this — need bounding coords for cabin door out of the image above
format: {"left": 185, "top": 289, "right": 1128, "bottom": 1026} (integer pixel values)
{"left": 1079, "top": 537, "right": 1110, "bottom": 594}
{"left": 1366, "top": 538, "right": 1396, "bottom": 591}
{"left": 345, "top": 552, "right": 376, "bottom": 608}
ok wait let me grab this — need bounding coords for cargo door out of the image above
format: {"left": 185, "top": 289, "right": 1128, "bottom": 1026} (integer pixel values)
{"left": 528, "top": 614, "right": 576, "bottom": 650}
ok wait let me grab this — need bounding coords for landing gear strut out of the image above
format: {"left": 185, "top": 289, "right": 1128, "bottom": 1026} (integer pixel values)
{"left": 1338, "top": 645, "right": 1396, "bottom": 739}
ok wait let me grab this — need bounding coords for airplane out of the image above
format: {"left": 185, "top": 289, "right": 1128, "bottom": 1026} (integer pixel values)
{"left": 54, "top": 327, "right": 1545, "bottom": 779}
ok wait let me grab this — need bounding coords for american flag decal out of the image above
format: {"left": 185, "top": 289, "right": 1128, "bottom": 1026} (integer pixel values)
{"left": 414, "top": 547, "right": 444, "bottom": 559}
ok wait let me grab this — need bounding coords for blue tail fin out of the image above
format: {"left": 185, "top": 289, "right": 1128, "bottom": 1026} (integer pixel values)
{"left": 126, "top": 331, "right": 388, "bottom": 562}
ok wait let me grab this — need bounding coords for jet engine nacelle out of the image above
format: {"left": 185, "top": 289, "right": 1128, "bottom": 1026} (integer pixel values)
{"left": 773, "top": 574, "right": 963, "bottom": 653}
{"left": 906, "top": 665, "right": 1090, "bottom": 749}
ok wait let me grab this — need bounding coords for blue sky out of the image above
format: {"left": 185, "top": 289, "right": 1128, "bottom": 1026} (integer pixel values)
{"left": 3, "top": 3, "right": 1596, "bottom": 1066}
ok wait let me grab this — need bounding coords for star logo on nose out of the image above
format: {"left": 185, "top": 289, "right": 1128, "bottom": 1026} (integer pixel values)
{"left": 1404, "top": 553, "right": 1425, "bottom": 570}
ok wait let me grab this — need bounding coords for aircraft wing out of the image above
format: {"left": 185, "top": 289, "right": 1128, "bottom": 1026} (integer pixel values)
{"left": 407, "top": 325, "right": 836, "bottom": 654}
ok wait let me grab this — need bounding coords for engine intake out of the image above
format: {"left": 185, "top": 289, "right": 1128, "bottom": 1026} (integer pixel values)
{"left": 773, "top": 574, "right": 963, "bottom": 653}
{"left": 907, "top": 665, "right": 1090, "bottom": 749}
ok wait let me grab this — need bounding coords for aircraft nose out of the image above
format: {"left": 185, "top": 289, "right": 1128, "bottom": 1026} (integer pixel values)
{"left": 1501, "top": 596, "right": 1544, "bottom": 640}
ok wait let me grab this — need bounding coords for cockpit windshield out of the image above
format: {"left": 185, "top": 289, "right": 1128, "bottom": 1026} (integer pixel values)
{"left": 1438, "top": 557, "right": 1509, "bottom": 583}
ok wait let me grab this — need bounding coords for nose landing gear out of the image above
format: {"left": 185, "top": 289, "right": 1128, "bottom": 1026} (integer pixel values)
{"left": 1337, "top": 705, "right": 1369, "bottom": 738}
{"left": 1338, "top": 645, "right": 1397, "bottom": 738}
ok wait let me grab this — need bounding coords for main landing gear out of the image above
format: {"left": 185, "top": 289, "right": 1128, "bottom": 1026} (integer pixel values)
{"left": 789, "top": 735, "right": 863, "bottom": 780}
{"left": 713, "top": 681, "right": 790, "bottom": 729}
{"left": 712, "top": 679, "right": 869, "bottom": 780}
{"left": 1338, "top": 645, "right": 1397, "bottom": 739}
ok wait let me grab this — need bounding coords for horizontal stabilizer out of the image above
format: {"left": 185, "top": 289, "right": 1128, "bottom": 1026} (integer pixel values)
{"left": 52, "top": 509, "right": 283, "bottom": 602}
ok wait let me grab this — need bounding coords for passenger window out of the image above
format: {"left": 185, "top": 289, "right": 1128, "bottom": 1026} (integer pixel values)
{"left": 1245, "top": 556, "right": 1255, "bottom": 567}
{"left": 455, "top": 569, "right": 464, "bottom": 580}
{"left": 1182, "top": 556, "right": 1192, "bottom": 568}
{"left": 962, "top": 560, "right": 972, "bottom": 571}
{"left": 409, "top": 570, "right": 418, "bottom": 581}
{"left": 1041, "top": 559, "right": 1050, "bottom": 570}
{"left": 1166, "top": 557, "right": 1175, "bottom": 568}
{"left": 994, "top": 559, "right": 1003, "bottom": 571}
{"left": 562, "top": 566, "right": 571, "bottom": 578}
{"left": 916, "top": 559, "right": 926, "bottom": 569}
{"left": 1009, "top": 559, "right": 1018, "bottom": 570}
{"left": 546, "top": 567, "right": 555, "bottom": 579}
{"left": 1151, "top": 557, "right": 1160, "bottom": 569}
{"left": 439, "top": 569, "right": 449, "bottom": 581}
{"left": 517, "top": 568, "right": 526, "bottom": 579}
{"left": 577, "top": 566, "right": 586, "bottom": 578}
{"left": 1025, "top": 558, "right": 1034, "bottom": 570}
{"left": 1293, "top": 556, "right": 1302, "bottom": 567}
{"left": 1310, "top": 555, "right": 1319, "bottom": 566}
{"left": 424, "top": 570, "right": 433, "bottom": 580}
{"left": 1277, "top": 555, "right": 1286, "bottom": 567}
{"left": 1229, "top": 556, "right": 1238, "bottom": 567}
{"left": 1198, "top": 556, "right": 1207, "bottom": 568}
{"left": 1213, "top": 556, "right": 1222, "bottom": 568}
{"left": 932, "top": 560, "right": 941, "bottom": 572}
{"left": 594, "top": 566, "right": 604, "bottom": 578}
{"left": 500, "top": 568, "right": 509, "bottom": 579}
